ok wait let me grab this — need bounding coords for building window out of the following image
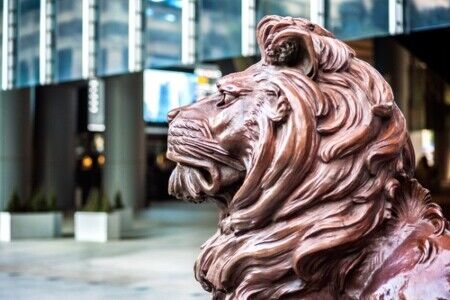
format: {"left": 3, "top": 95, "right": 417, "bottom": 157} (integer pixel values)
{"left": 96, "top": 0, "right": 129, "bottom": 76}
{"left": 325, "top": 0, "right": 389, "bottom": 40}
{"left": 15, "top": 0, "right": 40, "bottom": 87}
{"left": 144, "top": 0, "right": 182, "bottom": 68}
{"left": 197, "top": 0, "right": 242, "bottom": 61}
{"left": 54, "top": 0, "right": 83, "bottom": 82}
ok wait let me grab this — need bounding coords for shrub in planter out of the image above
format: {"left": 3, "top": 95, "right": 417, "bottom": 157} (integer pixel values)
{"left": 0, "top": 190, "right": 62, "bottom": 242}
{"left": 6, "top": 191, "right": 24, "bottom": 212}
{"left": 114, "top": 191, "right": 133, "bottom": 234}
{"left": 75, "top": 189, "right": 120, "bottom": 242}
{"left": 114, "top": 191, "right": 124, "bottom": 210}
{"left": 28, "top": 190, "right": 50, "bottom": 212}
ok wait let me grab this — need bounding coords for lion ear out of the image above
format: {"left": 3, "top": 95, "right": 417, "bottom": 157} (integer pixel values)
{"left": 265, "top": 34, "right": 316, "bottom": 76}
{"left": 270, "top": 95, "right": 291, "bottom": 123}
{"left": 258, "top": 17, "right": 317, "bottom": 76}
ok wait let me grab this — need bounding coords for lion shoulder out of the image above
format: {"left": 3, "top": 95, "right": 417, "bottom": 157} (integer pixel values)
{"left": 362, "top": 232, "right": 450, "bottom": 300}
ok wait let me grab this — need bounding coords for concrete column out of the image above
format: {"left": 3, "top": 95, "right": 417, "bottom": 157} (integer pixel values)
{"left": 375, "top": 38, "right": 411, "bottom": 122}
{"left": 35, "top": 84, "right": 77, "bottom": 210}
{"left": 0, "top": 89, "right": 32, "bottom": 210}
{"left": 435, "top": 131, "right": 450, "bottom": 190}
{"left": 104, "top": 73, "right": 145, "bottom": 210}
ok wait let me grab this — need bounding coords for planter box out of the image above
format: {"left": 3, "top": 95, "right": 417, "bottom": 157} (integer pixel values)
{"left": 75, "top": 211, "right": 120, "bottom": 242}
{"left": 117, "top": 208, "right": 133, "bottom": 234}
{"left": 0, "top": 212, "right": 62, "bottom": 242}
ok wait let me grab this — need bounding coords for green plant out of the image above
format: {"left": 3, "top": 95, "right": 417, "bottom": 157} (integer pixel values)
{"left": 99, "top": 191, "right": 112, "bottom": 213}
{"left": 6, "top": 190, "right": 24, "bottom": 213}
{"left": 82, "top": 188, "right": 112, "bottom": 213}
{"left": 4, "top": 189, "right": 57, "bottom": 213}
{"left": 48, "top": 193, "right": 57, "bottom": 211}
{"left": 83, "top": 188, "right": 100, "bottom": 212}
{"left": 27, "top": 189, "right": 57, "bottom": 212}
{"left": 114, "top": 191, "right": 124, "bottom": 210}
{"left": 28, "top": 190, "right": 47, "bottom": 212}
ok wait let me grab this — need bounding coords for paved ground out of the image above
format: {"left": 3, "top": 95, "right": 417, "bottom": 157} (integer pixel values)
{"left": 3, "top": 196, "right": 449, "bottom": 299}
{"left": 0, "top": 202, "right": 218, "bottom": 300}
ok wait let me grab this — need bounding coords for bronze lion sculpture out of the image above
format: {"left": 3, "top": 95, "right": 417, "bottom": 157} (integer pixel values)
{"left": 166, "top": 16, "right": 450, "bottom": 299}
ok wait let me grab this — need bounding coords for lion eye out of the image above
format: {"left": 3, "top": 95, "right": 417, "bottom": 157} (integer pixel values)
{"left": 216, "top": 93, "right": 237, "bottom": 108}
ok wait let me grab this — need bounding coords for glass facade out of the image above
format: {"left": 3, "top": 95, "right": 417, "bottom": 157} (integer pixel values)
{"left": 197, "top": 0, "right": 242, "bottom": 61}
{"left": 143, "top": 70, "right": 197, "bottom": 123}
{"left": 54, "top": 0, "right": 83, "bottom": 82}
{"left": 325, "top": 0, "right": 389, "bottom": 40}
{"left": 144, "top": 0, "right": 182, "bottom": 68}
{"left": 0, "top": 0, "right": 448, "bottom": 89}
{"left": 15, "top": 0, "right": 40, "bottom": 87}
{"left": 407, "top": 0, "right": 450, "bottom": 31}
{"left": 256, "top": 0, "right": 310, "bottom": 22}
{"left": 97, "top": 0, "right": 129, "bottom": 76}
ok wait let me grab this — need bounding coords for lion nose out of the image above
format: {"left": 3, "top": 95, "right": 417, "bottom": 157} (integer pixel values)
{"left": 167, "top": 107, "right": 181, "bottom": 123}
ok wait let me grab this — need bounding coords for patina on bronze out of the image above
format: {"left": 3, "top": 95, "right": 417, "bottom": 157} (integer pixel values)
{"left": 167, "top": 16, "right": 450, "bottom": 299}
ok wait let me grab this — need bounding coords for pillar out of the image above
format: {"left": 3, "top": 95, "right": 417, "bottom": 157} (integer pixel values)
{"left": 0, "top": 88, "right": 32, "bottom": 210}
{"left": 104, "top": 73, "right": 145, "bottom": 209}
{"left": 375, "top": 38, "right": 411, "bottom": 123}
{"left": 35, "top": 84, "right": 77, "bottom": 210}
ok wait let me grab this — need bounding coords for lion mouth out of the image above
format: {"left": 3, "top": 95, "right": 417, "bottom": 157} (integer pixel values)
{"left": 167, "top": 122, "right": 221, "bottom": 203}
{"left": 167, "top": 149, "right": 224, "bottom": 203}
{"left": 168, "top": 163, "right": 211, "bottom": 203}
{"left": 167, "top": 121, "right": 245, "bottom": 172}
{"left": 167, "top": 120, "right": 244, "bottom": 204}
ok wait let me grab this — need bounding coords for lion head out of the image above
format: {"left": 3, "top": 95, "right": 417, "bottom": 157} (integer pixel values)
{"left": 167, "top": 16, "right": 423, "bottom": 298}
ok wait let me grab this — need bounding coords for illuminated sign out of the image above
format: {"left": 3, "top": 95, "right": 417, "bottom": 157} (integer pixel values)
{"left": 87, "top": 78, "right": 105, "bottom": 132}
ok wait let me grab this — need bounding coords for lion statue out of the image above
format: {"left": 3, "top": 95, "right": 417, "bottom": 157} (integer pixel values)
{"left": 166, "top": 16, "right": 450, "bottom": 299}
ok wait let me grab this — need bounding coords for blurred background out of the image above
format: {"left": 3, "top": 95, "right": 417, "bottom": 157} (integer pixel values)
{"left": 0, "top": 0, "right": 449, "bottom": 299}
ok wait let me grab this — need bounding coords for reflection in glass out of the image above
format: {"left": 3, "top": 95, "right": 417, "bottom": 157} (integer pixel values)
{"left": 325, "top": 0, "right": 389, "bottom": 40}
{"left": 407, "top": 0, "right": 450, "bottom": 31}
{"left": 197, "top": 0, "right": 242, "bottom": 61}
{"left": 143, "top": 70, "right": 197, "bottom": 123}
{"left": 16, "top": 0, "right": 40, "bottom": 87}
{"left": 144, "top": 0, "right": 182, "bottom": 68}
{"left": 97, "top": 0, "right": 129, "bottom": 76}
{"left": 54, "top": 0, "right": 83, "bottom": 82}
{"left": 256, "top": 0, "right": 310, "bottom": 22}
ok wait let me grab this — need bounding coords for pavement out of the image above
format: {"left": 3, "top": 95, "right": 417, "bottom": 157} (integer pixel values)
{"left": 3, "top": 195, "right": 448, "bottom": 300}
{"left": 0, "top": 202, "right": 218, "bottom": 300}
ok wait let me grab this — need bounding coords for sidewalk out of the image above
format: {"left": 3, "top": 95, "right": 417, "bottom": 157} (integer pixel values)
{"left": 0, "top": 202, "right": 218, "bottom": 300}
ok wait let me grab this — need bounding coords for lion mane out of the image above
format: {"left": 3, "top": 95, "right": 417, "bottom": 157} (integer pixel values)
{"left": 193, "top": 16, "right": 446, "bottom": 299}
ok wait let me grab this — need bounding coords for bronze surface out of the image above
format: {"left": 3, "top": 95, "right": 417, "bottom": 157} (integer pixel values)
{"left": 167, "top": 16, "right": 450, "bottom": 299}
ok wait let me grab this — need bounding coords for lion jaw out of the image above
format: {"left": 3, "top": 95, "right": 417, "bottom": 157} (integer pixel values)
{"left": 167, "top": 118, "right": 245, "bottom": 205}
